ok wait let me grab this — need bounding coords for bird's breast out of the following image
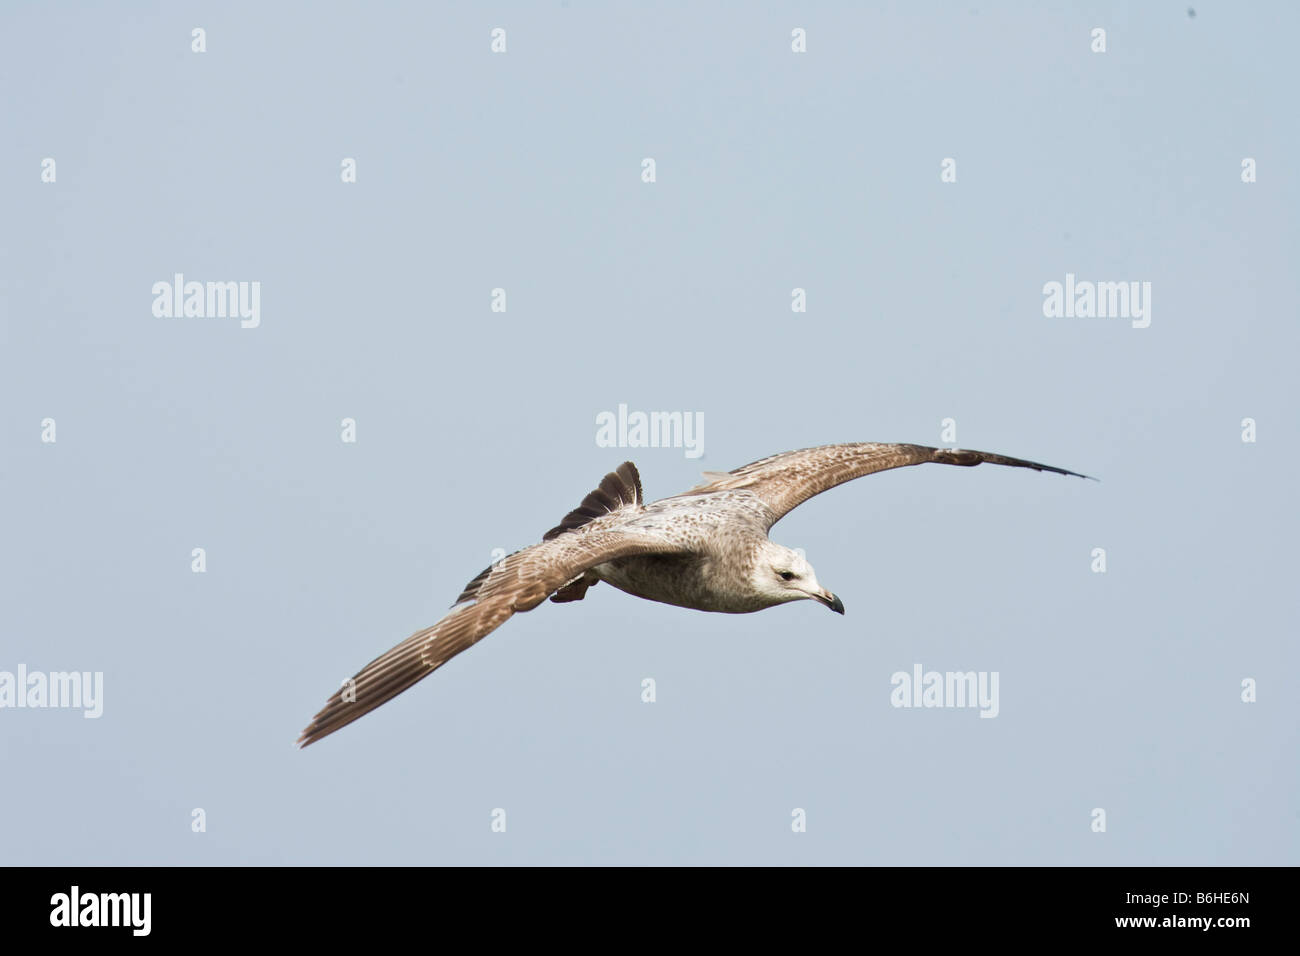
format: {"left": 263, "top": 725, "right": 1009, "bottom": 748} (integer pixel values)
{"left": 594, "top": 554, "right": 766, "bottom": 614}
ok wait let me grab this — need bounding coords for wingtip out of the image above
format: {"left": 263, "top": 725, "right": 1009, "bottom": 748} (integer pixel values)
{"left": 1058, "top": 465, "right": 1098, "bottom": 482}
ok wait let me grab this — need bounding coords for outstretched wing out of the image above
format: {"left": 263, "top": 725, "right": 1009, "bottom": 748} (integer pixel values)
{"left": 298, "top": 525, "right": 681, "bottom": 746}
{"left": 684, "top": 442, "right": 1091, "bottom": 528}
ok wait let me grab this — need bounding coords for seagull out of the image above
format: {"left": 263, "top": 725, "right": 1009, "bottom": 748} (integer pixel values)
{"left": 298, "top": 441, "right": 1090, "bottom": 746}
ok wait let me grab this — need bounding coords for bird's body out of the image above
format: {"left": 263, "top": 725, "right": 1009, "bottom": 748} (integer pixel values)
{"left": 299, "top": 441, "right": 1090, "bottom": 746}
{"left": 592, "top": 491, "right": 774, "bottom": 613}
{"left": 598, "top": 550, "right": 757, "bottom": 613}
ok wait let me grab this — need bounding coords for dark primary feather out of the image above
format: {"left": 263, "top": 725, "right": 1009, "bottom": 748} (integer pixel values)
{"left": 542, "top": 461, "right": 642, "bottom": 541}
{"left": 452, "top": 463, "right": 642, "bottom": 608}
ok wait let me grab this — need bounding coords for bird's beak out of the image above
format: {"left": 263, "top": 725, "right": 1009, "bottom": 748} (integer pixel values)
{"left": 814, "top": 589, "right": 845, "bottom": 615}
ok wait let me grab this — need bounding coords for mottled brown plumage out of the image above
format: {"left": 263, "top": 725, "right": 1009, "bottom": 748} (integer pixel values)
{"left": 298, "top": 442, "right": 1089, "bottom": 746}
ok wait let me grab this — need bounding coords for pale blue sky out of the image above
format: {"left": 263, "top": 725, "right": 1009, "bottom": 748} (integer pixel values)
{"left": 2, "top": 2, "right": 1296, "bottom": 865}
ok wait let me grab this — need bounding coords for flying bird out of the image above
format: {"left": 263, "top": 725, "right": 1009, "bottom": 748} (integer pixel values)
{"left": 299, "top": 441, "right": 1090, "bottom": 746}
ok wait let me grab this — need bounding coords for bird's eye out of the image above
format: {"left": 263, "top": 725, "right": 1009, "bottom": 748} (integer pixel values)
{"left": 779, "top": 571, "right": 795, "bottom": 581}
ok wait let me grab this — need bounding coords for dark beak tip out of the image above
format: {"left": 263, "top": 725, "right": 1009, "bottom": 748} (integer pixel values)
{"left": 827, "top": 592, "right": 845, "bottom": 615}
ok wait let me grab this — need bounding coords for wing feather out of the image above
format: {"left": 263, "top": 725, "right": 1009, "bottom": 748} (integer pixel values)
{"left": 298, "top": 525, "right": 680, "bottom": 746}
{"left": 684, "top": 442, "right": 1090, "bottom": 527}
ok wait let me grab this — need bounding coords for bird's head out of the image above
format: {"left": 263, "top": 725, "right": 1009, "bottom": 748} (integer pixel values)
{"left": 753, "top": 541, "right": 844, "bottom": 614}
